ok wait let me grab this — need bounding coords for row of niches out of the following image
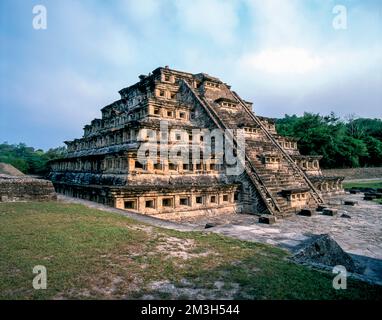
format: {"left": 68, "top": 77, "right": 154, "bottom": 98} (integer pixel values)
{"left": 84, "top": 104, "right": 192, "bottom": 138}
{"left": 101, "top": 94, "right": 148, "bottom": 119}
{"left": 160, "top": 71, "right": 220, "bottom": 91}
{"left": 262, "top": 156, "right": 281, "bottom": 164}
{"left": 68, "top": 129, "right": 141, "bottom": 152}
{"left": 261, "top": 155, "right": 282, "bottom": 170}
{"left": 315, "top": 180, "right": 343, "bottom": 192}
{"left": 86, "top": 81, "right": 185, "bottom": 136}
{"left": 162, "top": 73, "right": 176, "bottom": 84}
{"left": 294, "top": 159, "right": 320, "bottom": 170}
{"left": 69, "top": 125, "right": 227, "bottom": 152}
{"left": 278, "top": 141, "right": 298, "bottom": 149}
{"left": 259, "top": 156, "right": 321, "bottom": 171}
{"left": 155, "top": 88, "right": 177, "bottom": 100}
{"left": 130, "top": 160, "right": 223, "bottom": 174}
{"left": 220, "top": 101, "right": 237, "bottom": 108}
{"left": 160, "top": 72, "right": 198, "bottom": 89}
{"left": 102, "top": 104, "right": 191, "bottom": 128}
{"left": 51, "top": 157, "right": 224, "bottom": 174}
{"left": 148, "top": 105, "right": 189, "bottom": 120}
{"left": 290, "top": 192, "right": 308, "bottom": 200}
{"left": 244, "top": 127, "right": 261, "bottom": 134}
{"left": 138, "top": 128, "right": 221, "bottom": 144}
{"left": 51, "top": 159, "right": 124, "bottom": 172}
{"left": 204, "top": 81, "right": 220, "bottom": 89}
{"left": 160, "top": 72, "right": 206, "bottom": 91}
{"left": 257, "top": 119, "right": 276, "bottom": 131}
{"left": 118, "top": 192, "right": 236, "bottom": 212}
{"left": 83, "top": 108, "right": 148, "bottom": 137}
{"left": 97, "top": 105, "right": 190, "bottom": 132}
{"left": 285, "top": 192, "right": 310, "bottom": 208}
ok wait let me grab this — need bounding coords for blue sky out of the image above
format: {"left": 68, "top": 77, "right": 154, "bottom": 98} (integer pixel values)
{"left": 0, "top": 0, "right": 381, "bottom": 150}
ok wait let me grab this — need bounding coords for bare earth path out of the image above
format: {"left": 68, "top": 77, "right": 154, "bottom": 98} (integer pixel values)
{"left": 59, "top": 193, "right": 382, "bottom": 284}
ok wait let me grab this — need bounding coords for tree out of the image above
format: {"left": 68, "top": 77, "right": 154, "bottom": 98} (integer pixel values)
{"left": 360, "top": 136, "right": 382, "bottom": 167}
{"left": 275, "top": 113, "right": 379, "bottom": 169}
{"left": 0, "top": 142, "right": 66, "bottom": 175}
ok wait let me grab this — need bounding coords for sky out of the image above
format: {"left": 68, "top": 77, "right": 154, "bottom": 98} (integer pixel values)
{"left": 0, "top": 0, "right": 381, "bottom": 150}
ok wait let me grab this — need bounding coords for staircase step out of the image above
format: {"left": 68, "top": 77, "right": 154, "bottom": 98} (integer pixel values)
{"left": 189, "top": 85, "right": 323, "bottom": 216}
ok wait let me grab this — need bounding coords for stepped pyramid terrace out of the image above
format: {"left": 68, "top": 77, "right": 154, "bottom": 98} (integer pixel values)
{"left": 49, "top": 66, "right": 344, "bottom": 220}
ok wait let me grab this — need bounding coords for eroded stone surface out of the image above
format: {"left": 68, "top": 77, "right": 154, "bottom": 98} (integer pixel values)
{"left": 292, "top": 234, "right": 358, "bottom": 273}
{"left": 259, "top": 215, "right": 276, "bottom": 224}
{"left": 0, "top": 174, "right": 56, "bottom": 202}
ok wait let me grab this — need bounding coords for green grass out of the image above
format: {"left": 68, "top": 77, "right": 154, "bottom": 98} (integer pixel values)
{"left": 342, "top": 180, "right": 382, "bottom": 205}
{"left": 0, "top": 201, "right": 381, "bottom": 300}
{"left": 343, "top": 180, "right": 382, "bottom": 190}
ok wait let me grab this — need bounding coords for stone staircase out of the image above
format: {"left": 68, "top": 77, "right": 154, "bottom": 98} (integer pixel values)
{"left": 245, "top": 140, "right": 319, "bottom": 216}
{"left": 232, "top": 91, "right": 325, "bottom": 208}
{"left": 180, "top": 80, "right": 324, "bottom": 216}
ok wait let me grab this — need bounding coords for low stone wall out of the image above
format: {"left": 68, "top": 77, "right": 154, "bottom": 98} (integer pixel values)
{"left": 322, "top": 167, "right": 382, "bottom": 181}
{"left": 0, "top": 174, "right": 57, "bottom": 202}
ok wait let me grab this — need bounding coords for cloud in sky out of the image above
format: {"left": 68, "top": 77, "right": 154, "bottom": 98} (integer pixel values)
{"left": 175, "top": 0, "right": 240, "bottom": 46}
{"left": 0, "top": 0, "right": 381, "bottom": 150}
{"left": 239, "top": 47, "right": 323, "bottom": 74}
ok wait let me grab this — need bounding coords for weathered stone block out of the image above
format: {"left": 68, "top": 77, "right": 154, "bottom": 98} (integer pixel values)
{"left": 322, "top": 208, "right": 338, "bottom": 216}
{"left": 316, "top": 205, "right": 327, "bottom": 212}
{"left": 0, "top": 174, "right": 56, "bottom": 202}
{"left": 259, "top": 215, "right": 276, "bottom": 224}
{"left": 292, "top": 234, "right": 358, "bottom": 272}
{"left": 364, "top": 191, "right": 377, "bottom": 196}
{"left": 298, "top": 208, "right": 316, "bottom": 216}
{"left": 364, "top": 195, "right": 376, "bottom": 201}
{"left": 344, "top": 200, "right": 357, "bottom": 206}
{"left": 340, "top": 213, "right": 351, "bottom": 219}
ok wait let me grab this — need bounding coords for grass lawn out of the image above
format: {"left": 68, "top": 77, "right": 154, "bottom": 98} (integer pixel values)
{"left": 343, "top": 180, "right": 382, "bottom": 190}
{"left": 0, "top": 201, "right": 381, "bottom": 300}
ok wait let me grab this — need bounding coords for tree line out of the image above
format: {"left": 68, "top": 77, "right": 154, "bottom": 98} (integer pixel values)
{"left": 0, "top": 143, "right": 66, "bottom": 176}
{"left": 276, "top": 113, "right": 382, "bottom": 168}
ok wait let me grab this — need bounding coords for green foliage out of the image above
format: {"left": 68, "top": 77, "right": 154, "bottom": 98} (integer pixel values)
{"left": 347, "top": 118, "right": 382, "bottom": 140}
{"left": 0, "top": 142, "right": 66, "bottom": 175}
{"left": 359, "top": 135, "right": 382, "bottom": 166}
{"left": 276, "top": 113, "right": 381, "bottom": 169}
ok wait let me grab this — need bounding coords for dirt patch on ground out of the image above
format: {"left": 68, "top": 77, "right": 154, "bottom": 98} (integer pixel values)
{"left": 142, "top": 279, "right": 240, "bottom": 299}
{"left": 155, "top": 236, "right": 218, "bottom": 260}
{"left": 54, "top": 274, "right": 143, "bottom": 299}
{"left": 128, "top": 224, "right": 154, "bottom": 234}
